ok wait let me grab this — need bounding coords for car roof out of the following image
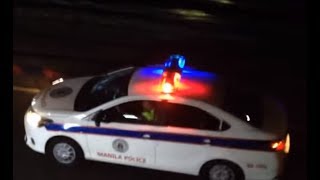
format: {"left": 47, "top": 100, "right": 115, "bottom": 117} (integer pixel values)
{"left": 127, "top": 65, "right": 223, "bottom": 105}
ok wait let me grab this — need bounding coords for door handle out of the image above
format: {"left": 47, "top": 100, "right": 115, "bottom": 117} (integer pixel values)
{"left": 142, "top": 134, "right": 151, "bottom": 139}
{"left": 203, "top": 138, "right": 211, "bottom": 144}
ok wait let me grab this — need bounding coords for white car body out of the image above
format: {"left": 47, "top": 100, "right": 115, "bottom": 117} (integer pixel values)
{"left": 24, "top": 66, "right": 288, "bottom": 180}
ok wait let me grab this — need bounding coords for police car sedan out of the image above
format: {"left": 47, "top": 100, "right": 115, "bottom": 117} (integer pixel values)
{"left": 24, "top": 56, "right": 290, "bottom": 180}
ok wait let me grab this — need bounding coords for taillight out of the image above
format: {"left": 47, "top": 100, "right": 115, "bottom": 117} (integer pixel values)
{"left": 284, "top": 133, "right": 290, "bottom": 154}
{"left": 271, "top": 140, "right": 285, "bottom": 151}
{"left": 271, "top": 133, "right": 290, "bottom": 154}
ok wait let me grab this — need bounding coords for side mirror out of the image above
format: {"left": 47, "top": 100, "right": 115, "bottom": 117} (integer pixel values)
{"left": 93, "top": 110, "right": 103, "bottom": 127}
{"left": 95, "top": 118, "right": 101, "bottom": 127}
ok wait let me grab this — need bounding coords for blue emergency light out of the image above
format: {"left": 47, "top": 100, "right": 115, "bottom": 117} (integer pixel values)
{"left": 164, "top": 54, "right": 186, "bottom": 70}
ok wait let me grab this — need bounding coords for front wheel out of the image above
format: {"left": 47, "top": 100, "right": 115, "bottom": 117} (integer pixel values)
{"left": 47, "top": 138, "right": 83, "bottom": 166}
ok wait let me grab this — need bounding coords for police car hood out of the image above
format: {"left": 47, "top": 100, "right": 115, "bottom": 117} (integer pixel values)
{"left": 32, "top": 76, "right": 92, "bottom": 111}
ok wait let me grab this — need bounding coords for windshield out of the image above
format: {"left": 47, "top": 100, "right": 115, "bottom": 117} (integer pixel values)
{"left": 74, "top": 68, "right": 135, "bottom": 111}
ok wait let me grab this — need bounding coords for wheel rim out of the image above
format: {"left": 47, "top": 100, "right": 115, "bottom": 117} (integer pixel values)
{"left": 52, "top": 142, "right": 76, "bottom": 164}
{"left": 209, "top": 164, "right": 235, "bottom": 180}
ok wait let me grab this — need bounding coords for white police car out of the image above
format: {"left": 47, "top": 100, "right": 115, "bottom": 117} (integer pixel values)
{"left": 24, "top": 55, "right": 290, "bottom": 180}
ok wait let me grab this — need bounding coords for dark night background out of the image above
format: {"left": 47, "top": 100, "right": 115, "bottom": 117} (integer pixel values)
{"left": 13, "top": 0, "right": 306, "bottom": 179}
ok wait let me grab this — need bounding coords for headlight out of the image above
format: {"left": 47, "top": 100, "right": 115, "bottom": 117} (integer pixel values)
{"left": 26, "top": 109, "right": 54, "bottom": 128}
{"left": 26, "top": 110, "right": 42, "bottom": 128}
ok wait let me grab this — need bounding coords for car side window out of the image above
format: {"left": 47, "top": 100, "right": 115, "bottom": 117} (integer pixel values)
{"left": 97, "top": 100, "right": 164, "bottom": 126}
{"left": 221, "top": 121, "right": 231, "bottom": 131}
{"left": 159, "top": 102, "right": 221, "bottom": 131}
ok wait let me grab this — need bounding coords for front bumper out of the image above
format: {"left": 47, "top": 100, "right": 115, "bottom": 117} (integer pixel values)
{"left": 24, "top": 110, "right": 49, "bottom": 154}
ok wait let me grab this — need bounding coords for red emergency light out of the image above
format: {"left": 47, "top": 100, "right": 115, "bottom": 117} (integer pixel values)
{"left": 161, "top": 71, "right": 181, "bottom": 94}
{"left": 162, "top": 82, "right": 174, "bottom": 94}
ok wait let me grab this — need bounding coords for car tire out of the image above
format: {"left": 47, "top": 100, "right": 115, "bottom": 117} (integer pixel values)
{"left": 200, "top": 160, "right": 244, "bottom": 180}
{"left": 46, "top": 138, "right": 84, "bottom": 167}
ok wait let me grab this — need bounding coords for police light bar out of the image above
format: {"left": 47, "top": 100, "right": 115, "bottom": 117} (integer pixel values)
{"left": 161, "top": 54, "right": 185, "bottom": 94}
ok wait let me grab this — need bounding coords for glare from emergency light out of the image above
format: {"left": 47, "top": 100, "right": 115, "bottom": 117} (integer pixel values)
{"left": 162, "top": 82, "right": 174, "bottom": 94}
{"left": 162, "top": 71, "right": 168, "bottom": 77}
{"left": 140, "top": 66, "right": 216, "bottom": 80}
{"left": 63, "top": 123, "right": 80, "bottom": 130}
{"left": 159, "top": 93, "right": 174, "bottom": 100}
{"left": 246, "top": 115, "right": 250, "bottom": 121}
{"left": 26, "top": 111, "right": 42, "bottom": 128}
{"left": 151, "top": 68, "right": 163, "bottom": 75}
{"left": 181, "top": 69, "right": 216, "bottom": 80}
{"left": 123, "top": 114, "right": 139, "bottom": 119}
{"left": 285, "top": 134, "right": 290, "bottom": 154}
{"left": 52, "top": 78, "right": 64, "bottom": 85}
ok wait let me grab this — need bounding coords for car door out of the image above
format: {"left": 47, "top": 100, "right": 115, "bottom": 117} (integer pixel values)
{"left": 154, "top": 102, "right": 222, "bottom": 175}
{"left": 85, "top": 100, "right": 162, "bottom": 168}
